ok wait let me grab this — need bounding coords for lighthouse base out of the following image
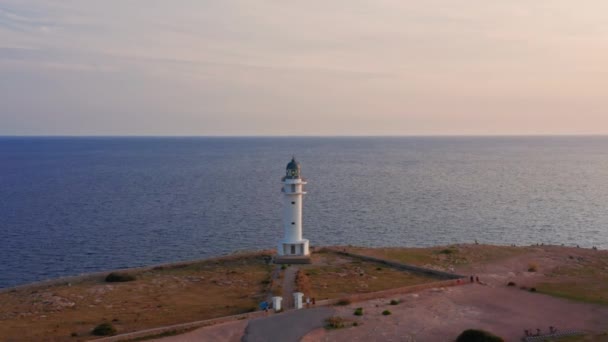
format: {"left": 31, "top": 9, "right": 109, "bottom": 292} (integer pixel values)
{"left": 274, "top": 255, "right": 312, "bottom": 264}
{"left": 277, "top": 239, "right": 309, "bottom": 257}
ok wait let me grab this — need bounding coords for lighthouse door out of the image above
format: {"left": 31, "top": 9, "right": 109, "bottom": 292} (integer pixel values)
{"left": 290, "top": 245, "right": 296, "bottom": 255}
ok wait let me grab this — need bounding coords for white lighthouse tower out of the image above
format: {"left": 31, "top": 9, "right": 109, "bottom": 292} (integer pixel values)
{"left": 277, "top": 157, "right": 310, "bottom": 260}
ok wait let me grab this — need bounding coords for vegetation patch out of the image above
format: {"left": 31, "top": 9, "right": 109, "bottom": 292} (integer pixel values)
{"left": 382, "top": 310, "right": 391, "bottom": 315}
{"left": 336, "top": 299, "right": 351, "bottom": 306}
{"left": 456, "top": 329, "right": 504, "bottom": 342}
{"left": 92, "top": 322, "right": 117, "bottom": 336}
{"left": 295, "top": 269, "right": 312, "bottom": 294}
{"left": 389, "top": 299, "right": 401, "bottom": 305}
{"left": 105, "top": 272, "right": 136, "bottom": 282}
{"left": 353, "top": 307, "right": 363, "bottom": 316}
{"left": 325, "top": 316, "right": 347, "bottom": 329}
{"left": 0, "top": 252, "right": 274, "bottom": 341}
{"left": 344, "top": 244, "right": 525, "bottom": 270}
{"left": 303, "top": 251, "right": 437, "bottom": 300}
{"left": 438, "top": 248, "right": 456, "bottom": 255}
{"left": 536, "top": 282, "right": 608, "bottom": 306}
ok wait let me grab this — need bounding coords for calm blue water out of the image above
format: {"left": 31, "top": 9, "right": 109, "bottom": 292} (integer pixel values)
{"left": 1, "top": 136, "right": 608, "bottom": 288}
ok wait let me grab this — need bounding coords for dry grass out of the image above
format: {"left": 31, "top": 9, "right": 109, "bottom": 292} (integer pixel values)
{"left": 0, "top": 253, "right": 273, "bottom": 341}
{"left": 553, "top": 333, "right": 608, "bottom": 342}
{"left": 295, "top": 270, "right": 313, "bottom": 294}
{"left": 301, "top": 252, "right": 437, "bottom": 300}
{"left": 343, "top": 244, "right": 526, "bottom": 271}
{"left": 535, "top": 253, "right": 608, "bottom": 306}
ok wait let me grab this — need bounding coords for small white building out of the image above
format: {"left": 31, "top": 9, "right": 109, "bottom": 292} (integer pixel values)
{"left": 277, "top": 157, "right": 310, "bottom": 258}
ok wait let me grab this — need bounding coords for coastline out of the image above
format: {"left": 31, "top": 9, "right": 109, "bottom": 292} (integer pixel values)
{"left": 2, "top": 244, "right": 608, "bottom": 341}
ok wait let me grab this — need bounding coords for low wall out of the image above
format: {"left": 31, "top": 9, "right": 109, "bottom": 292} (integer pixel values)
{"left": 316, "top": 278, "right": 468, "bottom": 306}
{"left": 95, "top": 310, "right": 269, "bottom": 342}
{"left": 324, "top": 248, "right": 465, "bottom": 280}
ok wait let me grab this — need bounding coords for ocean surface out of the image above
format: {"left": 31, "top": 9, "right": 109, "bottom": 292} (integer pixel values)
{"left": 1, "top": 136, "right": 608, "bottom": 288}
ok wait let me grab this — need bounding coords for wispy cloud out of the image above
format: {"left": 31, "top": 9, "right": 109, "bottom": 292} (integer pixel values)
{"left": 1, "top": 1, "right": 608, "bottom": 135}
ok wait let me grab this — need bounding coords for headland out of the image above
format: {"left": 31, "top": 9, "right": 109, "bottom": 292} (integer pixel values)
{"left": 1, "top": 244, "right": 608, "bottom": 341}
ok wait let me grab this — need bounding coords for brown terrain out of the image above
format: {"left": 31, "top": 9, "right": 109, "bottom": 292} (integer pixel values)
{"left": 2, "top": 245, "right": 608, "bottom": 341}
{"left": 0, "top": 252, "right": 274, "bottom": 341}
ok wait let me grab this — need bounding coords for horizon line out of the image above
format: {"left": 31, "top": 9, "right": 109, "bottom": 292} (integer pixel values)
{"left": 1, "top": 133, "right": 608, "bottom": 138}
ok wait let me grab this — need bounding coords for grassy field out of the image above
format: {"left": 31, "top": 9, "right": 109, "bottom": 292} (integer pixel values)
{"left": 536, "top": 251, "right": 608, "bottom": 306}
{"left": 299, "top": 251, "right": 438, "bottom": 300}
{"left": 0, "top": 253, "right": 273, "bottom": 341}
{"left": 343, "top": 244, "right": 526, "bottom": 270}
{"left": 554, "top": 333, "right": 608, "bottom": 341}
{"left": 3, "top": 245, "right": 607, "bottom": 341}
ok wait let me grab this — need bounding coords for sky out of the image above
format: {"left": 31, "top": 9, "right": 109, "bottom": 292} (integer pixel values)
{"left": 1, "top": 1, "right": 607, "bottom": 136}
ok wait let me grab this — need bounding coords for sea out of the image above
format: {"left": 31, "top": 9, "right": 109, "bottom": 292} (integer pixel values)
{"left": 1, "top": 136, "right": 608, "bottom": 288}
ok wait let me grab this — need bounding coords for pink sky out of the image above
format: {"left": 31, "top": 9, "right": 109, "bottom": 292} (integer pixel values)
{"left": 1, "top": 1, "right": 607, "bottom": 135}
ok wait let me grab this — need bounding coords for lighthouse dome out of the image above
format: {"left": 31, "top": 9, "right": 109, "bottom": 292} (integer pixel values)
{"left": 285, "top": 157, "right": 301, "bottom": 179}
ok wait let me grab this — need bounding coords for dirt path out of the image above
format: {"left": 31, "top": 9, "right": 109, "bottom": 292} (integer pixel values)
{"left": 282, "top": 266, "right": 298, "bottom": 309}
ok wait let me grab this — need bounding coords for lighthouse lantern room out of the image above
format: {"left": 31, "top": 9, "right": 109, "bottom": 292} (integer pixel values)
{"left": 276, "top": 157, "right": 310, "bottom": 260}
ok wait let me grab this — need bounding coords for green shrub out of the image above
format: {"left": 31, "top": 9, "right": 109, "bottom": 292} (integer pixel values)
{"left": 439, "top": 248, "right": 455, "bottom": 255}
{"left": 105, "top": 272, "right": 135, "bottom": 283}
{"left": 382, "top": 310, "right": 391, "bottom": 315}
{"left": 281, "top": 264, "right": 287, "bottom": 270}
{"left": 336, "top": 299, "right": 351, "bottom": 306}
{"left": 528, "top": 263, "right": 538, "bottom": 272}
{"left": 390, "top": 299, "right": 400, "bottom": 305}
{"left": 354, "top": 307, "right": 363, "bottom": 316}
{"left": 507, "top": 282, "right": 516, "bottom": 287}
{"left": 456, "top": 329, "right": 504, "bottom": 342}
{"left": 325, "top": 316, "right": 346, "bottom": 329}
{"left": 92, "top": 323, "right": 116, "bottom": 336}
{"left": 353, "top": 322, "right": 359, "bottom": 327}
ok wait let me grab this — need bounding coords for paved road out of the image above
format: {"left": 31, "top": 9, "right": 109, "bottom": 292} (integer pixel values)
{"left": 243, "top": 307, "right": 335, "bottom": 342}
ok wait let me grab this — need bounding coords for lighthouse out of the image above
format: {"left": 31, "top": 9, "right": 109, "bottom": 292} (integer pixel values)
{"left": 277, "top": 157, "right": 310, "bottom": 259}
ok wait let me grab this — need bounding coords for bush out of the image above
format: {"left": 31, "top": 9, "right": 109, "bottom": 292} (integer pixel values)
{"left": 353, "top": 322, "right": 359, "bottom": 326}
{"left": 390, "top": 299, "right": 400, "bottom": 305}
{"left": 507, "top": 282, "right": 516, "bottom": 287}
{"left": 529, "top": 287, "right": 537, "bottom": 292}
{"left": 336, "top": 299, "right": 351, "bottom": 306}
{"left": 528, "top": 264, "right": 538, "bottom": 272}
{"left": 325, "top": 316, "right": 346, "bottom": 329}
{"left": 92, "top": 323, "right": 117, "bottom": 336}
{"left": 281, "top": 264, "right": 287, "bottom": 270}
{"left": 439, "top": 248, "right": 455, "bottom": 255}
{"left": 105, "top": 272, "right": 135, "bottom": 283}
{"left": 354, "top": 307, "right": 363, "bottom": 316}
{"left": 382, "top": 310, "right": 391, "bottom": 315}
{"left": 456, "top": 329, "right": 504, "bottom": 342}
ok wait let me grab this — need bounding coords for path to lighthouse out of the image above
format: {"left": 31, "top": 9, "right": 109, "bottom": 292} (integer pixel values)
{"left": 281, "top": 266, "right": 298, "bottom": 309}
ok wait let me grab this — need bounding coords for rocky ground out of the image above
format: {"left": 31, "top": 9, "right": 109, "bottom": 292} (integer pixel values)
{"left": 152, "top": 245, "right": 608, "bottom": 342}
